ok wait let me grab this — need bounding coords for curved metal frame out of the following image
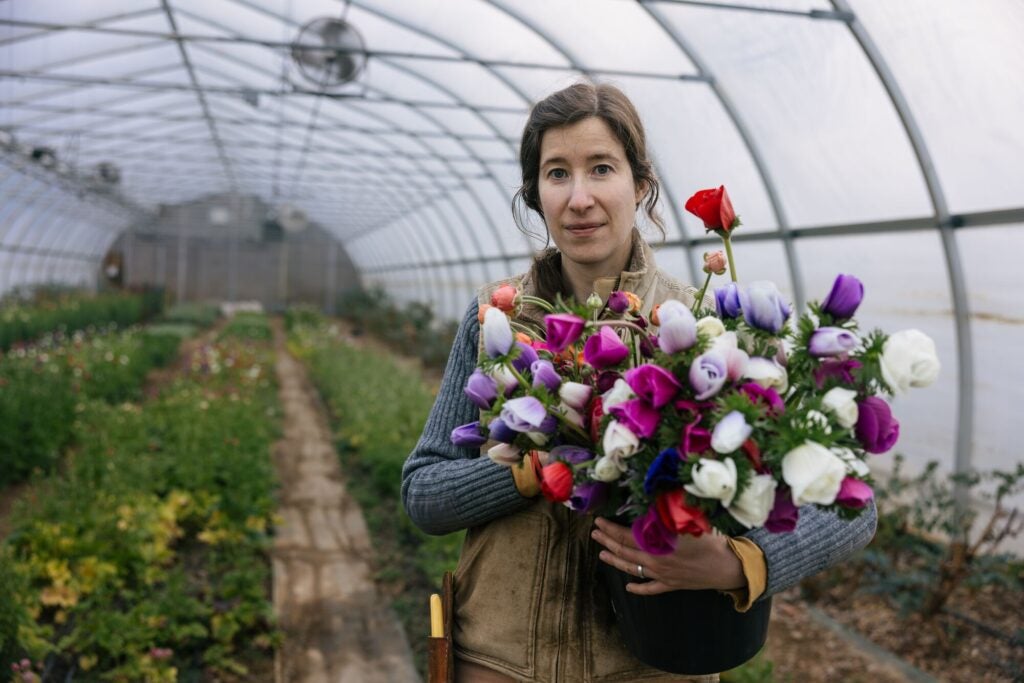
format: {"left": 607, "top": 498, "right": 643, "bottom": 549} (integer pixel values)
{"left": 830, "top": 0, "right": 974, "bottom": 479}
{"left": 0, "top": 0, "right": 997, "bottom": 477}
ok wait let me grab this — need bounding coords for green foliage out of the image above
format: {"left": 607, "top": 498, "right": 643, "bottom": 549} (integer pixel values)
{"left": 0, "top": 288, "right": 163, "bottom": 351}
{"left": 0, "top": 549, "right": 37, "bottom": 675}
{"left": 335, "top": 287, "right": 458, "bottom": 369}
{"left": 722, "top": 649, "right": 781, "bottom": 683}
{"left": 0, "top": 324, "right": 190, "bottom": 487}
{"left": 160, "top": 302, "right": 220, "bottom": 329}
{"left": 219, "top": 312, "right": 272, "bottom": 342}
{"left": 2, "top": 335, "right": 280, "bottom": 680}
{"left": 283, "top": 305, "right": 322, "bottom": 332}
{"left": 0, "top": 355, "right": 74, "bottom": 486}
{"left": 289, "top": 318, "right": 435, "bottom": 499}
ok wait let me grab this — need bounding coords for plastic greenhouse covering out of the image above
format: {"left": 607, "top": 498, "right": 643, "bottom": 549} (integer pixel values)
{"left": 2, "top": 0, "right": 1023, "bottom": 518}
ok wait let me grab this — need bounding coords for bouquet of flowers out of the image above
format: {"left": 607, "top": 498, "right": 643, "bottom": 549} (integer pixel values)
{"left": 452, "top": 186, "right": 940, "bottom": 555}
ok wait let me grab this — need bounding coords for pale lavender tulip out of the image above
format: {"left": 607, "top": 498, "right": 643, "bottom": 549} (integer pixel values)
{"left": 464, "top": 369, "right": 498, "bottom": 409}
{"left": 483, "top": 307, "right": 514, "bottom": 358}
{"left": 711, "top": 411, "right": 752, "bottom": 454}
{"left": 689, "top": 351, "right": 729, "bottom": 400}
{"left": 658, "top": 304, "right": 698, "bottom": 354}
{"left": 451, "top": 422, "right": 486, "bottom": 448}
{"left": 739, "top": 281, "right": 791, "bottom": 334}
{"left": 715, "top": 282, "right": 742, "bottom": 319}
{"left": 531, "top": 359, "right": 562, "bottom": 393}
{"left": 808, "top": 327, "right": 859, "bottom": 357}
{"left": 512, "top": 341, "right": 539, "bottom": 373}
{"left": 559, "top": 382, "right": 592, "bottom": 411}
{"left": 500, "top": 396, "right": 549, "bottom": 432}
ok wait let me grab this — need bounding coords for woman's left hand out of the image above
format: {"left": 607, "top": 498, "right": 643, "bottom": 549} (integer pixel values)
{"left": 590, "top": 516, "right": 745, "bottom": 596}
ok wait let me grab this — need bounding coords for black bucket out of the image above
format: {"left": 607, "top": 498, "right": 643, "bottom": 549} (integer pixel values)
{"left": 597, "top": 561, "right": 772, "bottom": 675}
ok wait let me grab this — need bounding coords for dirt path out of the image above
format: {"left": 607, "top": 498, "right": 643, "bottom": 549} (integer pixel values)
{"left": 270, "top": 320, "right": 419, "bottom": 683}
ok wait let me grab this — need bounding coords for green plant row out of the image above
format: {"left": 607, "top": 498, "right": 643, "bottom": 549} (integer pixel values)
{"left": 218, "top": 313, "right": 272, "bottom": 342}
{"left": 0, "top": 289, "right": 164, "bottom": 352}
{"left": 160, "top": 303, "right": 221, "bottom": 329}
{"left": 0, "top": 325, "right": 189, "bottom": 488}
{"left": 0, "top": 325, "right": 282, "bottom": 681}
{"left": 333, "top": 288, "right": 459, "bottom": 369}
{"left": 286, "top": 310, "right": 463, "bottom": 675}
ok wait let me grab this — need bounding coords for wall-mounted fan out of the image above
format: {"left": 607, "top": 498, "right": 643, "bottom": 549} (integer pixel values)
{"left": 290, "top": 17, "right": 367, "bottom": 89}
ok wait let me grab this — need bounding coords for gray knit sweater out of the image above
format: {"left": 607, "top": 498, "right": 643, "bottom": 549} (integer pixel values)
{"left": 401, "top": 301, "right": 877, "bottom": 599}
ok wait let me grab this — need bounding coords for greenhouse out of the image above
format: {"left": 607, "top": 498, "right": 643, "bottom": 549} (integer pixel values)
{"left": 1, "top": 1, "right": 1021, "bottom": 681}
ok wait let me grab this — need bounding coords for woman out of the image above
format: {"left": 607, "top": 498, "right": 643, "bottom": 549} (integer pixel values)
{"left": 402, "top": 82, "right": 876, "bottom": 683}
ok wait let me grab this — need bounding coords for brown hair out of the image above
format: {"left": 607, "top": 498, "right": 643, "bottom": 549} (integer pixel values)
{"left": 512, "top": 82, "right": 664, "bottom": 300}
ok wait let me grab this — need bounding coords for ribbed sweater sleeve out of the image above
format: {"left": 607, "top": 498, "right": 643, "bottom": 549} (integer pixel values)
{"left": 745, "top": 499, "right": 877, "bottom": 598}
{"left": 401, "top": 300, "right": 532, "bottom": 536}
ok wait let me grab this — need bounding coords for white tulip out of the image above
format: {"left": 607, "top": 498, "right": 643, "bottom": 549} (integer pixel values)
{"left": 711, "top": 331, "right": 750, "bottom": 381}
{"left": 487, "top": 442, "right": 522, "bottom": 466}
{"left": 880, "top": 329, "right": 940, "bottom": 394}
{"left": 557, "top": 401, "right": 585, "bottom": 429}
{"left": 696, "top": 316, "right": 726, "bottom": 339}
{"left": 782, "top": 441, "right": 847, "bottom": 506}
{"left": 488, "top": 365, "right": 519, "bottom": 396}
{"left": 482, "top": 307, "right": 514, "bottom": 358}
{"left": 743, "top": 357, "right": 789, "bottom": 394}
{"left": 559, "top": 382, "right": 592, "bottom": 411}
{"left": 711, "top": 411, "right": 752, "bottom": 454}
{"left": 591, "top": 454, "right": 627, "bottom": 482}
{"left": 727, "top": 474, "right": 778, "bottom": 529}
{"left": 601, "top": 378, "right": 636, "bottom": 410}
{"left": 602, "top": 420, "right": 640, "bottom": 460}
{"left": 822, "top": 387, "right": 859, "bottom": 429}
{"left": 684, "top": 457, "right": 738, "bottom": 507}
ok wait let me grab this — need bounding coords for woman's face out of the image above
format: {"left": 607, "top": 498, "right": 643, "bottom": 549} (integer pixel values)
{"left": 538, "top": 116, "right": 643, "bottom": 276}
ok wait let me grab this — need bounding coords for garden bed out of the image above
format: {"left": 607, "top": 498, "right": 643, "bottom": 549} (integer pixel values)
{"left": 0, "top": 314, "right": 281, "bottom": 681}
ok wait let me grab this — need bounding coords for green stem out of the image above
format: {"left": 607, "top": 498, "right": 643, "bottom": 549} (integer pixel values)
{"left": 722, "top": 234, "right": 739, "bottom": 283}
{"left": 591, "top": 319, "right": 649, "bottom": 337}
{"left": 552, "top": 409, "right": 591, "bottom": 443}
{"left": 505, "top": 361, "right": 530, "bottom": 390}
{"left": 693, "top": 271, "right": 713, "bottom": 315}
{"left": 519, "top": 294, "right": 556, "bottom": 313}
{"left": 509, "top": 320, "right": 537, "bottom": 337}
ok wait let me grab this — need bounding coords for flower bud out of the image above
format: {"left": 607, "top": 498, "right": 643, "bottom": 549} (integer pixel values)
{"left": 586, "top": 292, "right": 604, "bottom": 311}
{"left": 684, "top": 457, "right": 738, "bottom": 506}
{"left": 482, "top": 307, "right": 514, "bottom": 358}
{"left": 702, "top": 250, "right": 727, "bottom": 275}
{"left": 821, "top": 274, "right": 864, "bottom": 320}
{"left": 696, "top": 316, "right": 725, "bottom": 339}
{"left": 490, "top": 284, "right": 519, "bottom": 313}
{"left": 607, "top": 291, "right": 629, "bottom": 314}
